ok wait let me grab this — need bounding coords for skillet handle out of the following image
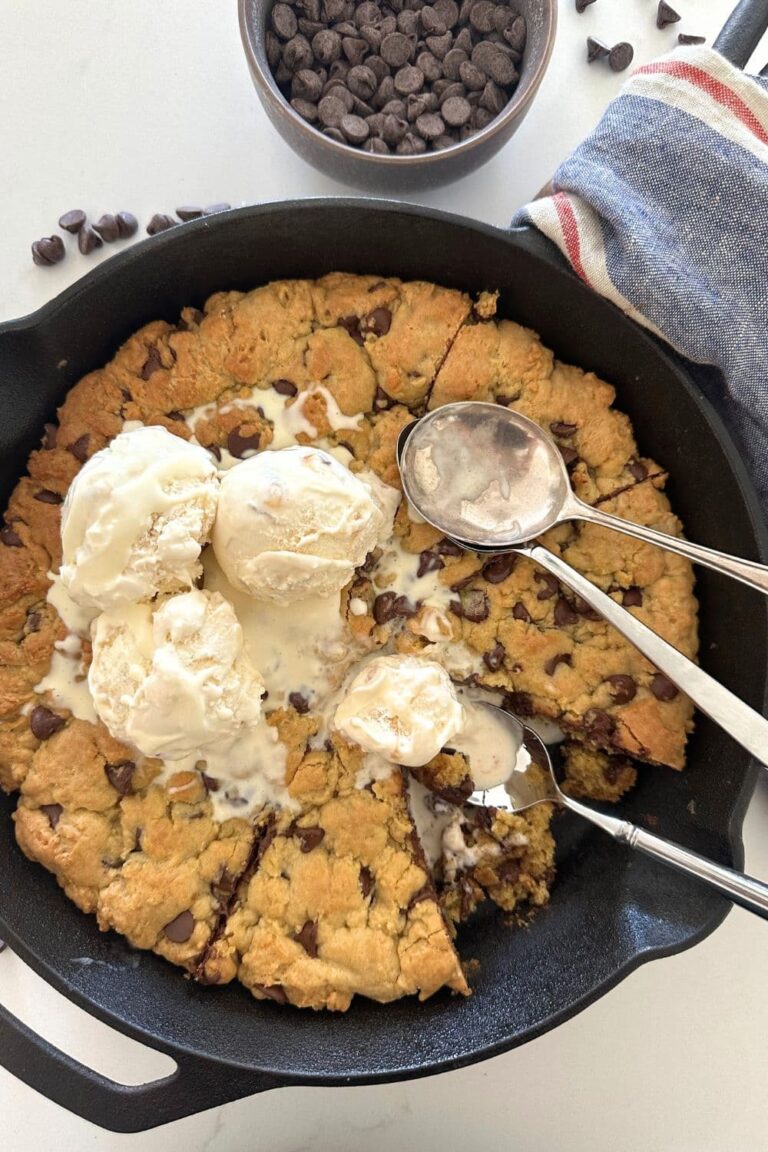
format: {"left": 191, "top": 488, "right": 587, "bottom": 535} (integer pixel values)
{"left": 713, "top": 0, "right": 768, "bottom": 68}
{"left": 0, "top": 999, "right": 279, "bottom": 1133}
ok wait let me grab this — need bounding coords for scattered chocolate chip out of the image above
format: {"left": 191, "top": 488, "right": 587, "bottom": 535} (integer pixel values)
{"left": 294, "top": 919, "right": 319, "bottom": 957}
{"left": 163, "top": 910, "right": 195, "bottom": 943}
{"left": 534, "top": 571, "right": 559, "bottom": 600}
{"left": 605, "top": 674, "right": 637, "bottom": 704}
{"left": 30, "top": 706, "right": 66, "bottom": 741}
{"left": 227, "top": 427, "right": 261, "bottom": 458}
{"left": 359, "top": 865, "right": 374, "bottom": 897}
{"left": 146, "top": 213, "right": 177, "bottom": 235}
{"left": 575, "top": 0, "right": 596, "bottom": 10}
{"left": 586, "top": 35, "right": 610, "bottom": 62}
{"left": 116, "top": 211, "right": 139, "bottom": 238}
{"left": 289, "top": 691, "right": 311, "bottom": 714}
{"left": 32, "top": 236, "right": 65, "bottom": 266}
{"left": 483, "top": 640, "right": 505, "bottom": 671}
{"left": 650, "top": 673, "right": 679, "bottom": 701}
{"left": 78, "top": 224, "right": 103, "bottom": 255}
{"left": 105, "top": 760, "right": 136, "bottom": 795}
{"left": 68, "top": 433, "right": 90, "bottom": 463}
{"left": 0, "top": 525, "right": 22, "bottom": 548}
{"left": 481, "top": 552, "right": 516, "bottom": 583}
{"left": 609, "top": 41, "right": 634, "bottom": 72}
{"left": 93, "top": 213, "right": 120, "bottom": 242}
{"left": 512, "top": 600, "right": 531, "bottom": 622}
{"left": 550, "top": 421, "right": 577, "bottom": 437}
{"left": 273, "top": 378, "right": 298, "bottom": 396}
{"left": 628, "top": 458, "right": 648, "bottom": 481}
{"left": 34, "top": 489, "right": 63, "bottom": 505}
{"left": 544, "top": 652, "right": 572, "bottom": 675}
{"left": 417, "top": 550, "right": 445, "bottom": 577}
{"left": 255, "top": 983, "right": 289, "bottom": 1004}
{"left": 678, "top": 33, "right": 705, "bottom": 45}
{"left": 656, "top": 1, "right": 680, "bottom": 29}
{"left": 621, "top": 586, "right": 643, "bottom": 608}
{"left": 141, "top": 346, "right": 163, "bottom": 380}
{"left": 292, "top": 824, "right": 326, "bottom": 852}
{"left": 554, "top": 597, "right": 579, "bottom": 627}
{"left": 436, "top": 537, "right": 464, "bottom": 557}
{"left": 40, "top": 803, "right": 63, "bottom": 829}
{"left": 58, "top": 209, "right": 86, "bottom": 233}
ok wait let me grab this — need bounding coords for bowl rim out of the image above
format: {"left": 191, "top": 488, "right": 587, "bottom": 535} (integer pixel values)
{"left": 238, "top": 0, "right": 558, "bottom": 168}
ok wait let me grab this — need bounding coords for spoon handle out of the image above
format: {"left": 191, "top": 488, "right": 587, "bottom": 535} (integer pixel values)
{"left": 574, "top": 499, "right": 768, "bottom": 596}
{"left": 563, "top": 792, "right": 768, "bottom": 920}
{"left": 523, "top": 544, "right": 768, "bottom": 767}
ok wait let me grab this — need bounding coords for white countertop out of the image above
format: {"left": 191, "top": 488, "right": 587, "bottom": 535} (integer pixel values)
{"left": 1, "top": 0, "right": 767, "bottom": 1147}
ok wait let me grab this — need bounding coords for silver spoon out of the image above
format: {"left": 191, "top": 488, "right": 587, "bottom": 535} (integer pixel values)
{"left": 468, "top": 705, "right": 768, "bottom": 920}
{"left": 399, "top": 402, "right": 768, "bottom": 593}
{"left": 397, "top": 407, "right": 768, "bottom": 767}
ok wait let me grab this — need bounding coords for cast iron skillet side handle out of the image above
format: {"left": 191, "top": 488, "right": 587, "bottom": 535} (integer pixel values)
{"left": 713, "top": 0, "right": 768, "bottom": 68}
{"left": 0, "top": 1001, "right": 280, "bottom": 1134}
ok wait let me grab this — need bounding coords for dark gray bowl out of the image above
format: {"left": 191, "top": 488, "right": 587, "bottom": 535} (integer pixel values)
{"left": 239, "top": 0, "right": 556, "bottom": 190}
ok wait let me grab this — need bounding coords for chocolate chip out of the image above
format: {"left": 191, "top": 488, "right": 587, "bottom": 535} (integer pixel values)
{"left": 318, "top": 92, "right": 349, "bottom": 126}
{"left": 550, "top": 421, "right": 577, "bottom": 437}
{"left": 58, "top": 209, "right": 86, "bottom": 233}
{"left": 436, "top": 537, "right": 463, "bottom": 556}
{"left": 574, "top": 595, "right": 601, "bottom": 621}
{"left": 163, "top": 910, "right": 195, "bottom": 943}
{"left": 313, "top": 28, "right": 343, "bottom": 62}
{"left": 202, "top": 773, "right": 220, "bottom": 796}
{"left": 554, "top": 597, "right": 579, "bottom": 627}
{"left": 93, "top": 213, "right": 120, "bottom": 242}
{"left": 227, "top": 427, "right": 261, "bottom": 458}
{"left": 292, "top": 97, "right": 319, "bottom": 122}
{"left": 586, "top": 35, "right": 610, "bottom": 62}
{"left": 273, "top": 378, "right": 298, "bottom": 396}
{"left": 656, "top": 1, "right": 680, "bottom": 29}
{"left": 289, "top": 691, "right": 311, "bottom": 714}
{"left": 105, "top": 760, "right": 136, "bottom": 795}
{"left": 381, "top": 30, "right": 413, "bottom": 66}
{"left": 585, "top": 708, "right": 615, "bottom": 739}
{"left": 255, "top": 983, "right": 289, "bottom": 1005}
{"left": 266, "top": 30, "right": 282, "bottom": 67}
{"left": 167, "top": 410, "right": 185, "bottom": 422}
{"left": 421, "top": 6, "right": 447, "bottom": 34}
{"left": 25, "top": 609, "right": 41, "bottom": 633}
{"left": 498, "top": 856, "right": 521, "bottom": 884}
{"left": 434, "top": 0, "right": 459, "bottom": 26}
{"left": 575, "top": 0, "right": 596, "bottom": 10}
{"left": 481, "top": 552, "right": 516, "bottom": 583}
{"left": 146, "top": 213, "right": 176, "bottom": 235}
{"left": 503, "top": 13, "right": 526, "bottom": 51}
{"left": 605, "top": 675, "right": 637, "bottom": 704}
{"left": 609, "top": 41, "right": 634, "bottom": 72}
{"left": 471, "top": 40, "right": 515, "bottom": 84}
{"left": 483, "top": 640, "right": 505, "bottom": 671}
{"left": 41, "top": 803, "right": 63, "bottom": 829}
{"left": 31, "top": 236, "right": 65, "bottom": 266}
{"left": 116, "top": 211, "right": 138, "bottom": 238}
{"left": 68, "top": 433, "right": 90, "bottom": 463}
{"left": 394, "top": 64, "right": 424, "bottom": 94}
{"left": 284, "top": 33, "right": 314, "bottom": 70}
{"left": 650, "top": 673, "right": 679, "bottom": 701}
{"left": 559, "top": 445, "right": 579, "bottom": 468}
{"left": 512, "top": 600, "right": 531, "bottom": 622}
{"left": 621, "top": 586, "right": 643, "bottom": 608}
{"left": 479, "top": 78, "right": 506, "bottom": 114}
{"left": 441, "top": 94, "right": 471, "bottom": 125}
{"left": 361, "top": 306, "right": 392, "bottom": 336}
{"left": 454, "top": 588, "right": 489, "bottom": 622}
{"left": 534, "top": 571, "right": 558, "bottom": 600}
{"left": 628, "top": 458, "right": 647, "bottom": 481}
{"left": 294, "top": 919, "right": 319, "bottom": 958}
{"left": 360, "top": 865, "right": 374, "bottom": 897}
{"left": 426, "top": 30, "right": 452, "bottom": 57}
{"left": 339, "top": 314, "right": 364, "bottom": 344}
{"left": 30, "top": 706, "right": 65, "bottom": 741}
{"left": 0, "top": 525, "right": 22, "bottom": 548}
{"left": 341, "top": 113, "right": 370, "bottom": 143}
{"left": 469, "top": 0, "right": 495, "bottom": 32}
{"left": 141, "top": 346, "right": 163, "bottom": 380}
{"left": 417, "top": 550, "right": 445, "bottom": 577}
{"left": 417, "top": 51, "right": 443, "bottom": 82}
{"left": 34, "top": 489, "right": 62, "bottom": 505}
{"left": 393, "top": 594, "right": 417, "bottom": 616}
{"left": 544, "top": 652, "right": 572, "bottom": 675}
{"left": 500, "top": 690, "right": 532, "bottom": 717}
{"left": 78, "top": 224, "right": 103, "bottom": 254}
{"left": 442, "top": 46, "right": 468, "bottom": 79}
{"left": 176, "top": 205, "right": 204, "bottom": 221}
{"left": 272, "top": 2, "right": 299, "bottom": 38}
{"left": 678, "top": 33, "right": 705, "bottom": 45}
{"left": 293, "top": 824, "right": 325, "bottom": 852}
{"left": 408, "top": 882, "right": 433, "bottom": 910}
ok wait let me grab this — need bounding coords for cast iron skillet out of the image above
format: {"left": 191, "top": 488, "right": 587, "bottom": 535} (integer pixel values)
{"left": 0, "top": 201, "right": 766, "bottom": 1133}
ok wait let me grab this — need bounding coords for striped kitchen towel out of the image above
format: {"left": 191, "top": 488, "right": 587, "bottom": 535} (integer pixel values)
{"left": 512, "top": 45, "right": 768, "bottom": 509}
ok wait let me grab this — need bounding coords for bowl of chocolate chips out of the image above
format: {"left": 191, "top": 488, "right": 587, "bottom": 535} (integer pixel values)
{"left": 240, "top": 0, "right": 556, "bottom": 189}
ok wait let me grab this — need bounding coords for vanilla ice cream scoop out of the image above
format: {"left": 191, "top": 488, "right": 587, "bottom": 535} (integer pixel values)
{"left": 334, "top": 655, "right": 464, "bottom": 767}
{"left": 89, "top": 588, "right": 265, "bottom": 761}
{"left": 212, "top": 445, "right": 384, "bottom": 604}
{"left": 60, "top": 425, "right": 219, "bottom": 611}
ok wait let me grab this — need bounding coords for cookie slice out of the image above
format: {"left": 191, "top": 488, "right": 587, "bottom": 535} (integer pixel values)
{"left": 200, "top": 737, "right": 468, "bottom": 1010}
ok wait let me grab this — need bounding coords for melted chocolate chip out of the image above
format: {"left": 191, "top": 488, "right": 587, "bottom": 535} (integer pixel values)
{"left": 359, "top": 865, "right": 374, "bottom": 898}
{"left": 338, "top": 315, "right": 364, "bottom": 345}
{"left": 455, "top": 589, "right": 489, "bottom": 622}
{"left": 25, "top": 609, "right": 41, "bottom": 633}
{"left": 554, "top": 597, "right": 579, "bottom": 627}
{"left": 166, "top": 410, "right": 185, "bottom": 422}
{"left": 534, "top": 571, "right": 558, "bottom": 600}
{"left": 34, "top": 489, "right": 62, "bottom": 505}
{"left": 292, "top": 824, "right": 325, "bottom": 853}
{"left": 41, "top": 803, "right": 63, "bottom": 829}
{"left": 622, "top": 586, "right": 643, "bottom": 608}
{"left": 417, "top": 550, "right": 444, "bottom": 578}
{"left": 559, "top": 446, "right": 580, "bottom": 468}
{"left": 605, "top": 674, "right": 637, "bottom": 704}
{"left": 574, "top": 595, "right": 601, "bottom": 621}
{"left": 374, "top": 386, "right": 396, "bottom": 410}
{"left": 550, "top": 421, "right": 577, "bottom": 437}
{"left": 289, "top": 691, "right": 310, "bottom": 714}
{"left": 163, "top": 910, "right": 195, "bottom": 943}
{"left": 512, "top": 601, "right": 531, "bottom": 622}
{"left": 68, "top": 433, "right": 90, "bottom": 462}
{"left": 201, "top": 773, "right": 220, "bottom": 793}
{"left": 294, "top": 919, "right": 319, "bottom": 957}
{"left": 255, "top": 983, "right": 289, "bottom": 1004}
{"left": 483, "top": 641, "right": 505, "bottom": 672}
{"left": 105, "top": 760, "right": 136, "bottom": 795}
{"left": 140, "top": 346, "right": 163, "bottom": 380}
{"left": 227, "top": 427, "right": 261, "bottom": 458}
{"left": 407, "top": 882, "right": 433, "bottom": 911}
{"left": 501, "top": 690, "right": 534, "bottom": 717}
{"left": 481, "top": 553, "right": 516, "bottom": 584}
{"left": 360, "top": 307, "right": 392, "bottom": 337}
{"left": 544, "top": 652, "right": 572, "bottom": 675}
{"left": 30, "top": 705, "right": 65, "bottom": 741}
{"left": 0, "top": 525, "right": 22, "bottom": 548}
{"left": 212, "top": 867, "right": 238, "bottom": 903}
{"left": 208, "top": 444, "right": 222, "bottom": 462}
{"left": 498, "top": 857, "right": 520, "bottom": 884}
{"left": 584, "top": 708, "right": 616, "bottom": 739}
{"left": 436, "top": 537, "right": 463, "bottom": 557}
{"left": 650, "top": 673, "right": 679, "bottom": 701}
{"left": 273, "top": 378, "right": 298, "bottom": 396}
{"left": 628, "top": 458, "right": 648, "bottom": 481}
